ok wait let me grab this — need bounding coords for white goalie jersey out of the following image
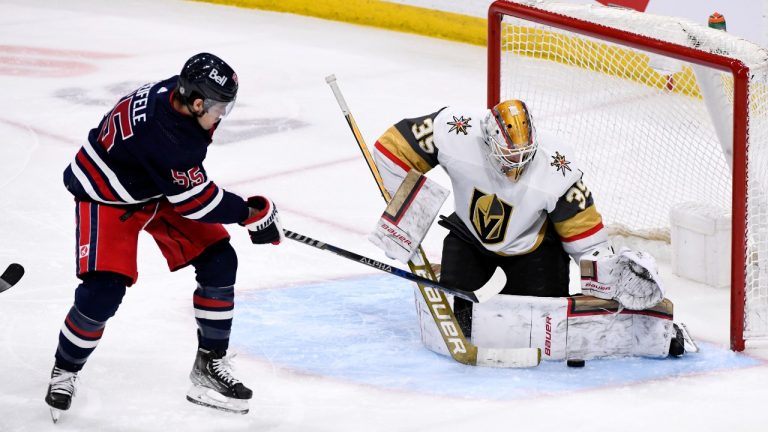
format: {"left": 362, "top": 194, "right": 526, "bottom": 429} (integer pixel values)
{"left": 373, "top": 106, "right": 609, "bottom": 262}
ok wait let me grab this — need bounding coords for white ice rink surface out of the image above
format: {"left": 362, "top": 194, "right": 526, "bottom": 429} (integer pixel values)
{"left": 1, "top": 0, "right": 768, "bottom": 431}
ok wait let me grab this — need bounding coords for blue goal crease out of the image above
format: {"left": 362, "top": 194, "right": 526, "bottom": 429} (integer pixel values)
{"left": 231, "top": 274, "right": 763, "bottom": 400}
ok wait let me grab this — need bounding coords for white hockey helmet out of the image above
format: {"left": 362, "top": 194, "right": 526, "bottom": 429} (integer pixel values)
{"left": 481, "top": 99, "right": 537, "bottom": 181}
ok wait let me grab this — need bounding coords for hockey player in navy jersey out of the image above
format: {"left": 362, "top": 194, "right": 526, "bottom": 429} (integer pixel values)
{"left": 45, "top": 53, "right": 279, "bottom": 420}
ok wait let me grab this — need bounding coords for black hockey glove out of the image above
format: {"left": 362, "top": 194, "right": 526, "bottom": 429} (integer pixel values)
{"left": 242, "top": 196, "right": 284, "bottom": 245}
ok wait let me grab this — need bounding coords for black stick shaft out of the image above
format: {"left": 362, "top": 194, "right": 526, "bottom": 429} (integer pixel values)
{"left": 284, "top": 230, "right": 478, "bottom": 302}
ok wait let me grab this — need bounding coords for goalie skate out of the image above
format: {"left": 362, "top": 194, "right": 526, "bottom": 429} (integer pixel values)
{"left": 186, "top": 348, "right": 252, "bottom": 415}
{"left": 669, "top": 323, "right": 700, "bottom": 356}
{"left": 677, "top": 323, "right": 700, "bottom": 353}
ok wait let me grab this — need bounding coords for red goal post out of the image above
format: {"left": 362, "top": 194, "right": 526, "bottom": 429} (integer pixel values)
{"left": 487, "top": 0, "right": 768, "bottom": 351}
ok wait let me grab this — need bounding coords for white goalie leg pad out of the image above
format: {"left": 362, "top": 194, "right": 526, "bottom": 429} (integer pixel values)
{"left": 581, "top": 247, "right": 665, "bottom": 310}
{"left": 470, "top": 295, "right": 569, "bottom": 361}
{"left": 566, "top": 296, "right": 674, "bottom": 359}
{"left": 416, "top": 292, "right": 569, "bottom": 360}
{"left": 369, "top": 170, "right": 449, "bottom": 264}
{"left": 413, "top": 289, "right": 462, "bottom": 358}
{"left": 414, "top": 288, "right": 449, "bottom": 357}
{"left": 414, "top": 294, "right": 676, "bottom": 360}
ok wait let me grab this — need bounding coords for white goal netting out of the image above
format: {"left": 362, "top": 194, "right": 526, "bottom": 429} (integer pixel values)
{"left": 491, "top": 0, "right": 768, "bottom": 347}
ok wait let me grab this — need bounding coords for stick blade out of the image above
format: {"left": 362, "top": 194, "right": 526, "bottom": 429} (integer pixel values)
{"left": 2, "top": 263, "right": 24, "bottom": 285}
{"left": 0, "top": 263, "right": 24, "bottom": 293}
{"left": 475, "top": 347, "right": 541, "bottom": 368}
{"left": 473, "top": 267, "right": 507, "bottom": 303}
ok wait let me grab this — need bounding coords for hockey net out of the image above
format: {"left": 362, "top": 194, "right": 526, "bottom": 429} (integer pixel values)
{"left": 488, "top": 0, "right": 768, "bottom": 350}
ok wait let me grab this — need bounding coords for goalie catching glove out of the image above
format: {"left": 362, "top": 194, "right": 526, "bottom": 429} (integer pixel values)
{"left": 580, "top": 247, "right": 665, "bottom": 310}
{"left": 242, "top": 196, "right": 283, "bottom": 245}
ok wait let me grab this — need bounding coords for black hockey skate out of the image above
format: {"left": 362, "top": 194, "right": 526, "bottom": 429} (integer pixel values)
{"left": 186, "top": 348, "right": 252, "bottom": 414}
{"left": 45, "top": 366, "right": 78, "bottom": 424}
{"left": 669, "top": 324, "right": 686, "bottom": 357}
{"left": 677, "top": 322, "right": 700, "bottom": 353}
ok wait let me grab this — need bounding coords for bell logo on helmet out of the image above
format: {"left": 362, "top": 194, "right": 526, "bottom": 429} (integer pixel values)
{"left": 178, "top": 53, "right": 238, "bottom": 107}
{"left": 208, "top": 68, "right": 228, "bottom": 87}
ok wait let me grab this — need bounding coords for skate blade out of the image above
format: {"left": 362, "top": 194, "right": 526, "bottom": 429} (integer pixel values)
{"left": 50, "top": 407, "right": 61, "bottom": 424}
{"left": 186, "top": 385, "right": 249, "bottom": 415}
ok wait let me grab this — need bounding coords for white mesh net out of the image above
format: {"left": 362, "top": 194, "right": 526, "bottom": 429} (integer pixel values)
{"left": 493, "top": 0, "right": 768, "bottom": 343}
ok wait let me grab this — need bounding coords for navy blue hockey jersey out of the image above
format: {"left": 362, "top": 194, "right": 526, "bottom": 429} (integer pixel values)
{"left": 63, "top": 77, "right": 249, "bottom": 225}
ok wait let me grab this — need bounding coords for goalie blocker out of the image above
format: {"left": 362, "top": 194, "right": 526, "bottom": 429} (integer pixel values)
{"left": 417, "top": 293, "right": 683, "bottom": 361}
{"left": 369, "top": 170, "right": 449, "bottom": 263}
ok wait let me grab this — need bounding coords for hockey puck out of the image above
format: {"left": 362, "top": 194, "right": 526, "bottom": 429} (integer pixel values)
{"left": 566, "top": 359, "right": 585, "bottom": 368}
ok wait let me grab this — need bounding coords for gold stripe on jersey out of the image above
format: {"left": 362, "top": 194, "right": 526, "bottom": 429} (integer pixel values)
{"left": 553, "top": 204, "right": 603, "bottom": 241}
{"left": 377, "top": 126, "right": 434, "bottom": 173}
{"left": 494, "top": 219, "right": 549, "bottom": 257}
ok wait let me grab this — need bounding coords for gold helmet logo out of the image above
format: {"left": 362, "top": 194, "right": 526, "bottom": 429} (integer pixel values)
{"left": 469, "top": 188, "right": 513, "bottom": 244}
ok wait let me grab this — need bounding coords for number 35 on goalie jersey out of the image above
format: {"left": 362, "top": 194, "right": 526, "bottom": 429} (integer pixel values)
{"left": 372, "top": 106, "right": 609, "bottom": 260}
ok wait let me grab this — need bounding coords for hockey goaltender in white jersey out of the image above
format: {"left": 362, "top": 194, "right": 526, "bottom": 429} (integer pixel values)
{"left": 371, "top": 100, "right": 693, "bottom": 361}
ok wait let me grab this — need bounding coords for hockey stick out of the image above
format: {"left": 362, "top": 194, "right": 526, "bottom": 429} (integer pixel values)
{"left": 0, "top": 263, "right": 24, "bottom": 294}
{"left": 284, "top": 229, "right": 503, "bottom": 303}
{"left": 325, "top": 75, "right": 540, "bottom": 368}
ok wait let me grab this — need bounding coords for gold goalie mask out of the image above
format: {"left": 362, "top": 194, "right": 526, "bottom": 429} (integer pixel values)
{"left": 481, "top": 99, "right": 537, "bottom": 181}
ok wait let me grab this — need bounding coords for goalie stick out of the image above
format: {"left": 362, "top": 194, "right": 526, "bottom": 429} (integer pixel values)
{"left": 0, "top": 263, "right": 24, "bottom": 294}
{"left": 325, "top": 74, "right": 540, "bottom": 368}
{"left": 284, "top": 229, "right": 503, "bottom": 303}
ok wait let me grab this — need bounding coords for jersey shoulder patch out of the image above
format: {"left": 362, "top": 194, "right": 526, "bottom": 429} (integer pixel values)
{"left": 433, "top": 107, "right": 485, "bottom": 137}
{"left": 430, "top": 107, "right": 489, "bottom": 165}
{"left": 524, "top": 136, "right": 584, "bottom": 203}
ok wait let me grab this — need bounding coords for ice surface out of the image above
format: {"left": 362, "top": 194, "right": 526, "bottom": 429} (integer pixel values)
{"left": 235, "top": 274, "right": 761, "bottom": 399}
